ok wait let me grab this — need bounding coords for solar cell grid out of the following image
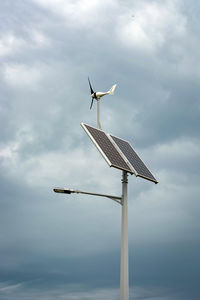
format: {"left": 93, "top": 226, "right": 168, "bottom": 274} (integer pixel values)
{"left": 81, "top": 124, "right": 133, "bottom": 173}
{"left": 110, "top": 135, "right": 158, "bottom": 183}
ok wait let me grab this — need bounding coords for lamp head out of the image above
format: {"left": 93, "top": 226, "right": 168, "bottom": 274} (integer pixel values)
{"left": 53, "top": 188, "right": 74, "bottom": 194}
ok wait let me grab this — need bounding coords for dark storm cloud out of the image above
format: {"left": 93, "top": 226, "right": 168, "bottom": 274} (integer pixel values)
{"left": 0, "top": 0, "right": 200, "bottom": 299}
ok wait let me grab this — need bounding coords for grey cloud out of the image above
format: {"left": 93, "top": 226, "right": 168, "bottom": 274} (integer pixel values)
{"left": 0, "top": 0, "right": 200, "bottom": 299}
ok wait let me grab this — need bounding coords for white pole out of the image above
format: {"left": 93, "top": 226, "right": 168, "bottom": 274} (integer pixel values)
{"left": 120, "top": 171, "right": 129, "bottom": 300}
{"left": 97, "top": 99, "right": 102, "bottom": 130}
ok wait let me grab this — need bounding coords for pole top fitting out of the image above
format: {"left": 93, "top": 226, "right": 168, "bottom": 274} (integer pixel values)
{"left": 121, "top": 171, "right": 128, "bottom": 184}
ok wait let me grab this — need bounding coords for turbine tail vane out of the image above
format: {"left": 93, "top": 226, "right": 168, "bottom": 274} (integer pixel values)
{"left": 108, "top": 84, "right": 117, "bottom": 95}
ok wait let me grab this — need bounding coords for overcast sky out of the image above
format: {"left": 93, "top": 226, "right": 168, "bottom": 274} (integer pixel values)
{"left": 0, "top": 0, "right": 200, "bottom": 299}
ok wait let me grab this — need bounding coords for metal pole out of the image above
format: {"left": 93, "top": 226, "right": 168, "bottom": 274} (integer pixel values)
{"left": 97, "top": 99, "right": 102, "bottom": 130}
{"left": 120, "top": 171, "right": 129, "bottom": 300}
{"left": 53, "top": 188, "right": 122, "bottom": 204}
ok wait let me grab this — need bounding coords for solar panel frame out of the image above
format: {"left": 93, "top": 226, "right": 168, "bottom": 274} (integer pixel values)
{"left": 81, "top": 123, "right": 133, "bottom": 174}
{"left": 109, "top": 134, "right": 158, "bottom": 184}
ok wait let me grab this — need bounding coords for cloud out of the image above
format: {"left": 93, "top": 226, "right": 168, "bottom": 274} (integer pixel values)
{"left": 27, "top": 29, "right": 50, "bottom": 48}
{"left": 0, "top": 0, "right": 200, "bottom": 299}
{"left": 142, "top": 137, "right": 200, "bottom": 175}
{"left": 32, "top": 0, "right": 117, "bottom": 28}
{"left": 118, "top": 0, "right": 187, "bottom": 52}
{"left": 0, "top": 281, "right": 196, "bottom": 299}
{"left": 0, "top": 282, "right": 120, "bottom": 300}
{"left": 3, "top": 64, "right": 42, "bottom": 88}
{"left": 0, "top": 33, "right": 25, "bottom": 57}
{"left": 0, "top": 29, "right": 49, "bottom": 58}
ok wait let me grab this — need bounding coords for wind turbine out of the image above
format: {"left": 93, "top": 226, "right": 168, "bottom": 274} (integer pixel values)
{"left": 54, "top": 78, "right": 158, "bottom": 300}
{"left": 88, "top": 77, "right": 117, "bottom": 129}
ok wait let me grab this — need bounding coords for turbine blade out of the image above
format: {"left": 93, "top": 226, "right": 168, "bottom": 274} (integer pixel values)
{"left": 90, "top": 98, "right": 94, "bottom": 109}
{"left": 88, "top": 77, "right": 94, "bottom": 95}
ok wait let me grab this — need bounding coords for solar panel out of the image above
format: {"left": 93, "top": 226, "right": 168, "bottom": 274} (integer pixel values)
{"left": 81, "top": 123, "right": 133, "bottom": 174}
{"left": 81, "top": 123, "right": 157, "bottom": 184}
{"left": 109, "top": 135, "right": 158, "bottom": 184}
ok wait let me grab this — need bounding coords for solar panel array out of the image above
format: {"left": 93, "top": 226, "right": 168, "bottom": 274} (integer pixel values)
{"left": 81, "top": 123, "right": 158, "bottom": 184}
{"left": 110, "top": 135, "right": 158, "bottom": 183}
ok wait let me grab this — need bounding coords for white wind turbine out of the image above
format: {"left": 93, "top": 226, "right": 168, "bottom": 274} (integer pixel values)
{"left": 88, "top": 77, "right": 117, "bottom": 129}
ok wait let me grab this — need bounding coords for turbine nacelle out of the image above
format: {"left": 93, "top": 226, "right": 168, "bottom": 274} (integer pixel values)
{"left": 91, "top": 92, "right": 97, "bottom": 99}
{"left": 88, "top": 77, "right": 116, "bottom": 109}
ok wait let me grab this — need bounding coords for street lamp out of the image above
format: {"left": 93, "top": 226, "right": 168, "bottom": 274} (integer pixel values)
{"left": 54, "top": 170, "right": 129, "bottom": 299}
{"left": 54, "top": 123, "right": 157, "bottom": 300}
{"left": 54, "top": 187, "right": 122, "bottom": 204}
